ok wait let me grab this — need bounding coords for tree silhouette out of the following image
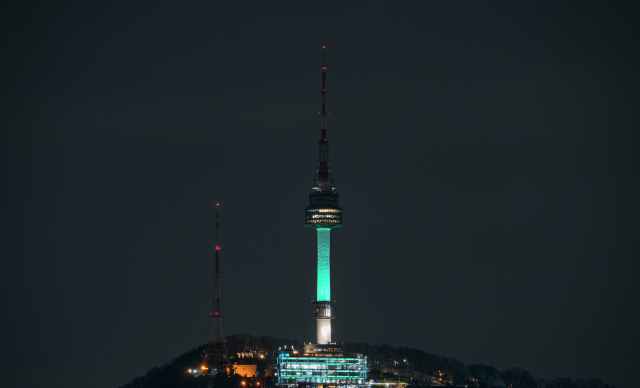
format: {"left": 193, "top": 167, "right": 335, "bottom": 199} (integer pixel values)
{"left": 500, "top": 367, "right": 534, "bottom": 388}
{"left": 467, "top": 364, "right": 500, "bottom": 387}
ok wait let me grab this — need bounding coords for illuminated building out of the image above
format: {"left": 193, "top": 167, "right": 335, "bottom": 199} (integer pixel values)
{"left": 277, "top": 345, "right": 367, "bottom": 387}
{"left": 233, "top": 363, "right": 257, "bottom": 377}
{"left": 277, "top": 46, "right": 367, "bottom": 388}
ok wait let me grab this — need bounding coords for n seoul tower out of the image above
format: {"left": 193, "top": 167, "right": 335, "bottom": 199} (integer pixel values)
{"left": 305, "top": 46, "right": 343, "bottom": 345}
{"left": 276, "top": 48, "right": 366, "bottom": 388}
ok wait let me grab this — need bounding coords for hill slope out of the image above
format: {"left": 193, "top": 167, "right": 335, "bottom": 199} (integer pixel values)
{"left": 118, "top": 334, "right": 616, "bottom": 388}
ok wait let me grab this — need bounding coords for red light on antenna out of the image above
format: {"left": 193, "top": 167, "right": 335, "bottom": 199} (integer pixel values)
{"left": 216, "top": 203, "right": 219, "bottom": 206}
{"left": 323, "top": 46, "right": 325, "bottom": 49}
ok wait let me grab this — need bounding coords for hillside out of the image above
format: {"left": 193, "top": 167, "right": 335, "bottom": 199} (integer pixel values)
{"left": 118, "top": 334, "right": 616, "bottom": 388}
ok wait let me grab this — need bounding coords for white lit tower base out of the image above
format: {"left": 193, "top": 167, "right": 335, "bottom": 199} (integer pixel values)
{"left": 277, "top": 46, "right": 367, "bottom": 388}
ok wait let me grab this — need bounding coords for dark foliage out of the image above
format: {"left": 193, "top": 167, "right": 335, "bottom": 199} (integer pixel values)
{"left": 346, "top": 343, "right": 466, "bottom": 384}
{"left": 466, "top": 364, "right": 499, "bottom": 388}
{"left": 117, "top": 334, "right": 300, "bottom": 388}
{"left": 500, "top": 366, "right": 535, "bottom": 388}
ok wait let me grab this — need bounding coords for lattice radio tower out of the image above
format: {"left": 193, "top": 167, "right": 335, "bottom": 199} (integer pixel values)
{"left": 203, "top": 203, "right": 230, "bottom": 373}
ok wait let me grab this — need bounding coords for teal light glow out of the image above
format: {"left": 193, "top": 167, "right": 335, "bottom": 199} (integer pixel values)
{"left": 317, "top": 228, "right": 331, "bottom": 301}
{"left": 276, "top": 352, "right": 368, "bottom": 386}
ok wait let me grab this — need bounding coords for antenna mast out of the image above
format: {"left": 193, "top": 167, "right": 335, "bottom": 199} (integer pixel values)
{"left": 203, "top": 203, "right": 230, "bottom": 374}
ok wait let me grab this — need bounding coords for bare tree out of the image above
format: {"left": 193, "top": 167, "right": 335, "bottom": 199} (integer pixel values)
{"left": 570, "top": 378, "right": 607, "bottom": 388}
{"left": 548, "top": 378, "right": 574, "bottom": 388}
{"left": 467, "top": 364, "right": 500, "bottom": 388}
{"left": 533, "top": 378, "right": 549, "bottom": 388}
{"left": 584, "top": 378, "right": 605, "bottom": 388}
{"left": 500, "top": 367, "right": 534, "bottom": 388}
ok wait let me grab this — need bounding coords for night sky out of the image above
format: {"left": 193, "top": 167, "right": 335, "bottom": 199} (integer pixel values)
{"left": 1, "top": 1, "right": 638, "bottom": 388}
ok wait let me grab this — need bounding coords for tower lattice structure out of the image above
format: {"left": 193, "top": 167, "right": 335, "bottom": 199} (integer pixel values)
{"left": 203, "top": 203, "right": 230, "bottom": 373}
{"left": 305, "top": 46, "right": 342, "bottom": 345}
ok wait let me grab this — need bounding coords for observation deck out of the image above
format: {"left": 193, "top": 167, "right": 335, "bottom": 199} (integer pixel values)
{"left": 305, "top": 191, "right": 342, "bottom": 229}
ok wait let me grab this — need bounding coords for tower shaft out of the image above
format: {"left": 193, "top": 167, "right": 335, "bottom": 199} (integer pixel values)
{"left": 316, "top": 228, "right": 331, "bottom": 301}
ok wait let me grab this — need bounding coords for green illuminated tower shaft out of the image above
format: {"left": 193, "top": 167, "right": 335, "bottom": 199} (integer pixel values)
{"left": 317, "top": 228, "right": 331, "bottom": 301}
{"left": 305, "top": 46, "right": 342, "bottom": 345}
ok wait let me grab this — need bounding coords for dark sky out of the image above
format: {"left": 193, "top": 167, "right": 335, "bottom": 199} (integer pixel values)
{"left": 1, "top": 1, "right": 638, "bottom": 388}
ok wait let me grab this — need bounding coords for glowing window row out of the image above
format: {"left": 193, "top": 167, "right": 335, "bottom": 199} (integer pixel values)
{"left": 280, "top": 357, "right": 361, "bottom": 362}
{"left": 281, "top": 370, "right": 362, "bottom": 374}
{"left": 283, "top": 365, "right": 361, "bottom": 370}
{"left": 306, "top": 209, "right": 342, "bottom": 213}
{"left": 306, "top": 219, "right": 341, "bottom": 224}
{"left": 279, "top": 378, "right": 364, "bottom": 383}
{"left": 279, "top": 374, "right": 363, "bottom": 378}
{"left": 311, "top": 214, "right": 340, "bottom": 219}
{"left": 281, "top": 369, "right": 363, "bottom": 374}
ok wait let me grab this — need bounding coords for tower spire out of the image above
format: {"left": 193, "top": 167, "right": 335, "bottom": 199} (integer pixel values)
{"left": 318, "top": 45, "right": 330, "bottom": 184}
{"left": 321, "top": 45, "right": 327, "bottom": 125}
